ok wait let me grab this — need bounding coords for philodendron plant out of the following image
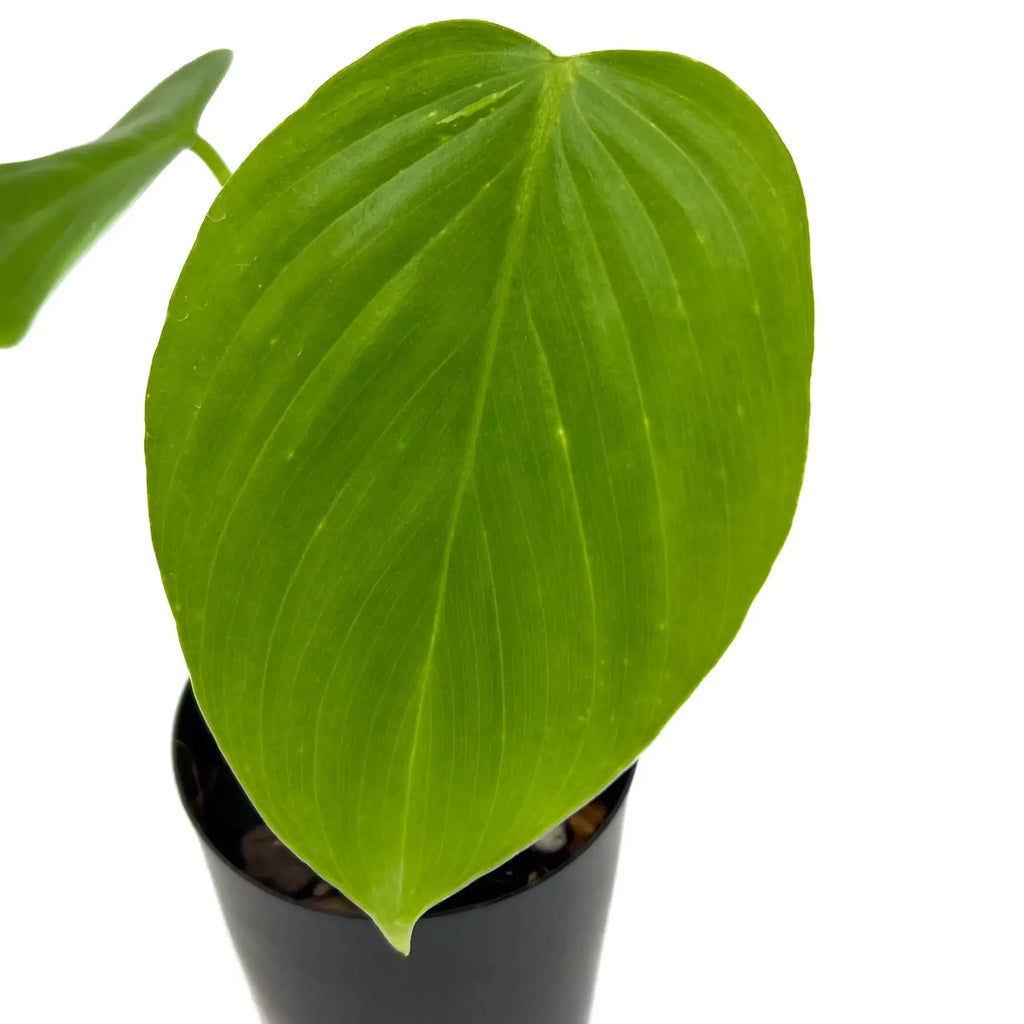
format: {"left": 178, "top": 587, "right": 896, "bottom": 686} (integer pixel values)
{"left": 2, "top": 21, "right": 813, "bottom": 953}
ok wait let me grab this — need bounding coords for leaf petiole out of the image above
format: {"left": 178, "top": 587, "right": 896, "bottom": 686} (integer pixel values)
{"left": 191, "top": 135, "right": 231, "bottom": 186}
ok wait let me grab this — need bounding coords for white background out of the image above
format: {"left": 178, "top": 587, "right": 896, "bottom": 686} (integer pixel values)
{"left": 1, "top": 1, "right": 1020, "bottom": 1020}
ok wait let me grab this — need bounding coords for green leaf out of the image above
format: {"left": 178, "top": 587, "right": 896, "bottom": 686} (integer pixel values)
{"left": 146, "top": 21, "right": 812, "bottom": 953}
{"left": 0, "top": 49, "right": 232, "bottom": 348}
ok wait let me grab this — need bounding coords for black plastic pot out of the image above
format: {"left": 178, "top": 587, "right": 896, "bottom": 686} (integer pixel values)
{"left": 173, "top": 684, "right": 634, "bottom": 1024}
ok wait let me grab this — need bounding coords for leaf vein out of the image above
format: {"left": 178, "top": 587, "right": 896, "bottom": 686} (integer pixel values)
{"left": 393, "top": 67, "right": 568, "bottom": 900}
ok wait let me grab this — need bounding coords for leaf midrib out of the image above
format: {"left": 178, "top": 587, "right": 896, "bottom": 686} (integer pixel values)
{"left": 391, "top": 58, "right": 576, "bottom": 910}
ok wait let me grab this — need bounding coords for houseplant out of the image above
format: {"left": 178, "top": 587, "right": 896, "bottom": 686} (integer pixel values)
{"left": 1, "top": 17, "right": 813, "bottom": 1020}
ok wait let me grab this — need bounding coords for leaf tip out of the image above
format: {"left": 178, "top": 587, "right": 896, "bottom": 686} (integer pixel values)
{"left": 0, "top": 314, "right": 29, "bottom": 350}
{"left": 377, "top": 917, "right": 417, "bottom": 957}
{"left": 193, "top": 48, "right": 234, "bottom": 74}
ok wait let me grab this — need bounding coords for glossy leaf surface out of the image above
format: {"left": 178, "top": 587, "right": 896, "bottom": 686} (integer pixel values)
{"left": 0, "top": 49, "right": 231, "bottom": 347}
{"left": 146, "top": 21, "right": 813, "bottom": 952}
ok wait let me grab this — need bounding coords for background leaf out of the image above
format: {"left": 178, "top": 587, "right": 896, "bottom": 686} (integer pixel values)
{"left": 0, "top": 49, "right": 231, "bottom": 348}
{"left": 146, "top": 20, "right": 812, "bottom": 953}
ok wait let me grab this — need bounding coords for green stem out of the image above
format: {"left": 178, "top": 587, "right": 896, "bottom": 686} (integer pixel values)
{"left": 190, "top": 135, "right": 231, "bottom": 186}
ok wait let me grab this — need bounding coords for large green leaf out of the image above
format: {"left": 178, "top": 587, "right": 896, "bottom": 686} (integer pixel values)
{"left": 146, "top": 21, "right": 812, "bottom": 953}
{"left": 0, "top": 49, "right": 231, "bottom": 348}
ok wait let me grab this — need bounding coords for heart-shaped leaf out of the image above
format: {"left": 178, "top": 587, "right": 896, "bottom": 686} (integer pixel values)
{"left": 0, "top": 49, "right": 231, "bottom": 348}
{"left": 146, "top": 21, "right": 812, "bottom": 952}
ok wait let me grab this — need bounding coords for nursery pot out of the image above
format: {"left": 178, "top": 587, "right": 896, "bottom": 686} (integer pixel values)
{"left": 173, "top": 683, "right": 634, "bottom": 1024}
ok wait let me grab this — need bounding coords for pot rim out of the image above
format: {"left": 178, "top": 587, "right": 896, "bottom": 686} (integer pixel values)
{"left": 172, "top": 680, "right": 636, "bottom": 923}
